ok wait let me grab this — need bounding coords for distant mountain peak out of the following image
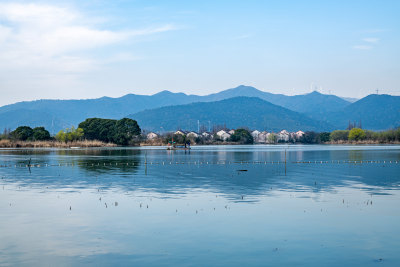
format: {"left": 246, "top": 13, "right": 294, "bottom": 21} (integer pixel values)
{"left": 308, "top": 90, "right": 323, "bottom": 95}
{"left": 232, "top": 85, "right": 259, "bottom": 91}
{"left": 153, "top": 90, "right": 188, "bottom": 97}
{"left": 153, "top": 90, "right": 172, "bottom": 95}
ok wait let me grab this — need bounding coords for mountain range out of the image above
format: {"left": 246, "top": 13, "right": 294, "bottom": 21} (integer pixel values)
{"left": 0, "top": 85, "right": 398, "bottom": 133}
{"left": 129, "top": 97, "right": 332, "bottom": 132}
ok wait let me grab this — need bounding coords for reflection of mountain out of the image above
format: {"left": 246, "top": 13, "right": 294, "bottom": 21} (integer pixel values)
{"left": 0, "top": 148, "right": 399, "bottom": 198}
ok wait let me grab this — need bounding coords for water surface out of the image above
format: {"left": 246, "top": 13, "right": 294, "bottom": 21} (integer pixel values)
{"left": 1, "top": 145, "right": 399, "bottom": 266}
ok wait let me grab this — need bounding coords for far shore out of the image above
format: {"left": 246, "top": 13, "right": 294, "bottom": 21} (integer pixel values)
{"left": 0, "top": 139, "right": 399, "bottom": 148}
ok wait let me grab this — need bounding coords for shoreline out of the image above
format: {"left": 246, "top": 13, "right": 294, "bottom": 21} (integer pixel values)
{"left": 0, "top": 139, "right": 116, "bottom": 148}
{"left": 0, "top": 139, "right": 399, "bottom": 148}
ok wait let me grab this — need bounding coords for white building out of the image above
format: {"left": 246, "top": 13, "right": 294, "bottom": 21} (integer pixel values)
{"left": 202, "top": 132, "right": 211, "bottom": 138}
{"left": 228, "top": 129, "right": 235, "bottom": 135}
{"left": 295, "top": 130, "right": 305, "bottom": 139}
{"left": 257, "top": 131, "right": 269, "bottom": 143}
{"left": 174, "top": 130, "right": 185, "bottom": 136}
{"left": 146, "top": 132, "right": 158, "bottom": 140}
{"left": 187, "top": 131, "right": 199, "bottom": 138}
{"left": 251, "top": 130, "right": 260, "bottom": 139}
{"left": 216, "top": 130, "right": 231, "bottom": 141}
{"left": 277, "top": 130, "right": 289, "bottom": 142}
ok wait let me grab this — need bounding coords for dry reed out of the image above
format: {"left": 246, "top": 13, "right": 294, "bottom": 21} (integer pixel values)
{"left": 0, "top": 139, "right": 116, "bottom": 148}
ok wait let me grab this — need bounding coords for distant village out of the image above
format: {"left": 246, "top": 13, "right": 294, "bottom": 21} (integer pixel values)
{"left": 144, "top": 129, "right": 305, "bottom": 144}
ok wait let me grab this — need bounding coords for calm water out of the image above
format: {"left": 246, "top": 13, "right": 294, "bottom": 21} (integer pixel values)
{"left": 0, "top": 145, "right": 399, "bottom": 266}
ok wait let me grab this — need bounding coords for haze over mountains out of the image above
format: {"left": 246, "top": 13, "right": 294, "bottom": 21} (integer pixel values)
{"left": 0, "top": 85, "right": 398, "bottom": 133}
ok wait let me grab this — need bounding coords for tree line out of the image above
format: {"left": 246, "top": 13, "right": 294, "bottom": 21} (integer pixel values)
{"left": 300, "top": 127, "right": 400, "bottom": 143}
{"left": 1, "top": 118, "right": 141, "bottom": 145}
{"left": 2, "top": 121, "right": 399, "bottom": 145}
{"left": 0, "top": 126, "right": 51, "bottom": 141}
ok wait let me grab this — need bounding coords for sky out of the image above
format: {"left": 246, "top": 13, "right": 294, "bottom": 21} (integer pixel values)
{"left": 0, "top": 0, "right": 399, "bottom": 106}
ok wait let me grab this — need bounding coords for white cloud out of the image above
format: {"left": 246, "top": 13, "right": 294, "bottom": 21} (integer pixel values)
{"left": 363, "top": 37, "right": 379, "bottom": 43}
{"left": 0, "top": 3, "right": 175, "bottom": 73}
{"left": 353, "top": 45, "right": 372, "bottom": 50}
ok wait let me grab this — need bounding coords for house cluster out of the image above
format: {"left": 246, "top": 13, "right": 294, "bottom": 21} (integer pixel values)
{"left": 250, "top": 129, "right": 305, "bottom": 143}
{"left": 146, "top": 129, "right": 305, "bottom": 143}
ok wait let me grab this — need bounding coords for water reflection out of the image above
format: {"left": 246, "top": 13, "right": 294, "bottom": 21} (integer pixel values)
{"left": 1, "top": 145, "right": 400, "bottom": 266}
{"left": 0, "top": 146, "right": 399, "bottom": 197}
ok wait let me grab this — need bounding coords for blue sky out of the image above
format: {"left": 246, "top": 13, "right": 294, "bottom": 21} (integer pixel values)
{"left": 0, "top": 0, "right": 399, "bottom": 105}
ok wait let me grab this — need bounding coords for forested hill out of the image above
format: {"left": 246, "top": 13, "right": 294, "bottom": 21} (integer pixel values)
{"left": 0, "top": 85, "right": 397, "bottom": 132}
{"left": 202, "top": 86, "right": 351, "bottom": 115}
{"left": 128, "top": 97, "right": 333, "bottom": 132}
{"left": 325, "top": 94, "right": 400, "bottom": 130}
{"left": 0, "top": 85, "right": 349, "bottom": 132}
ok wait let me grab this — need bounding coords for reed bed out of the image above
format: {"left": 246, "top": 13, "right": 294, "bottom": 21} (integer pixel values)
{"left": 0, "top": 139, "right": 116, "bottom": 148}
{"left": 327, "top": 140, "right": 400, "bottom": 145}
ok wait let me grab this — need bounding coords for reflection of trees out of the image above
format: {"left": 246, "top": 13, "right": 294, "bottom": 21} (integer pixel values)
{"left": 348, "top": 150, "right": 365, "bottom": 162}
{"left": 232, "top": 152, "right": 253, "bottom": 162}
{"left": 57, "top": 149, "right": 142, "bottom": 174}
{"left": 0, "top": 149, "right": 53, "bottom": 166}
{"left": 1, "top": 148, "right": 399, "bottom": 199}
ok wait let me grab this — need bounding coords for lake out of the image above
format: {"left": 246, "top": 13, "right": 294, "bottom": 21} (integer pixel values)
{"left": 0, "top": 145, "right": 399, "bottom": 266}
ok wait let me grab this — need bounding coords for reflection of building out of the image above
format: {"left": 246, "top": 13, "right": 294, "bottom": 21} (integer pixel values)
{"left": 216, "top": 130, "right": 231, "bottom": 141}
{"left": 217, "top": 150, "right": 228, "bottom": 161}
{"left": 147, "top": 132, "right": 158, "bottom": 140}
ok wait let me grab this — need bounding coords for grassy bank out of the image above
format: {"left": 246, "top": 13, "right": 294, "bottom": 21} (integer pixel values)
{"left": 0, "top": 139, "right": 117, "bottom": 148}
{"left": 326, "top": 140, "right": 400, "bottom": 145}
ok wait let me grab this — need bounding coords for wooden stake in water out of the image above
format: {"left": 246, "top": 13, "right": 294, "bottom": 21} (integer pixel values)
{"left": 285, "top": 149, "right": 287, "bottom": 176}
{"left": 145, "top": 151, "right": 147, "bottom": 175}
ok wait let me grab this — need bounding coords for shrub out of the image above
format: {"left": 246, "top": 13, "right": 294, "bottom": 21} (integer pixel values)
{"left": 330, "top": 130, "right": 349, "bottom": 141}
{"left": 11, "top": 126, "right": 34, "bottom": 141}
{"left": 55, "top": 127, "right": 84, "bottom": 143}
{"left": 229, "top": 128, "right": 253, "bottom": 144}
{"left": 348, "top": 128, "right": 366, "bottom": 141}
{"left": 32, "top": 127, "right": 51, "bottom": 141}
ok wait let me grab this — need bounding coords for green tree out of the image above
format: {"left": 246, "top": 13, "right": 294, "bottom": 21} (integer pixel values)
{"left": 114, "top": 118, "right": 141, "bottom": 145}
{"left": 55, "top": 127, "right": 84, "bottom": 143}
{"left": 330, "top": 130, "right": 349, "bottom": 141}
{"left": 348, "top": 128, "right": 366, "bottom": 141}
{"left": 11, "top": 126, "right": 34, "bottom": 141}
{"left": 229, "top": 128, "right": 253, "bottom": 144}
{"left": 55, "top": 130, "right": 67, "bottom": 143}
{"left": 318, "top": 132, "right": 331, "bottom": 143}
{"left": 267, "top": 133, "right": 277, "bottom": 144}
{"left": 300, "top": 131, "right": 319, "bottom": 144}
{"left": 78, "top": 117, "right": 141, "bottom": 145}
{"left": 32, "top": 127, "right": 51, "bottom": 141}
